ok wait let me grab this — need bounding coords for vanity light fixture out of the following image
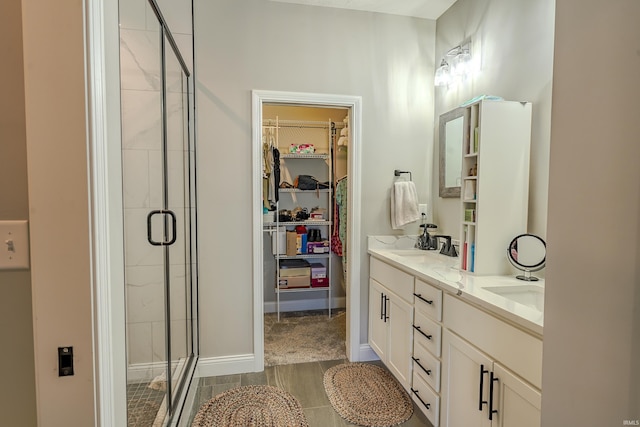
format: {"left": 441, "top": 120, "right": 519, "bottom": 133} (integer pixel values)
{"left": 434, "top": 42, "right": 473, "bottom": 87}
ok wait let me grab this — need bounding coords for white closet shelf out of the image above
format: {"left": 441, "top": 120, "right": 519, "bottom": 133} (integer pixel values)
{"left": 280, "top": 153, "right": 329, "bottom": 159}
{"left": 278, "top": 188, "right": 332, "bottom": 193}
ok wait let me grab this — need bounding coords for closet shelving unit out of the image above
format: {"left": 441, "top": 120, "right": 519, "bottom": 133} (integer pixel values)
{"left": 263, "top": 118, "right": 341, "bottom": 321}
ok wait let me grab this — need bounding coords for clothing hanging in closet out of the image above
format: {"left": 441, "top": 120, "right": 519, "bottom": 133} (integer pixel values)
{"left": 332, "top": 176, "right": 348, "bottom": 266}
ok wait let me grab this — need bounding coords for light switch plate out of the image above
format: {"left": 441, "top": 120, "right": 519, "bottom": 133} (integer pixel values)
{"left": 0, "top": 220, "right": 30, "bottom": 270}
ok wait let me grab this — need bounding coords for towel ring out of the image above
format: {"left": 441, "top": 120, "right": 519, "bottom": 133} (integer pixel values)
{"left": 394, "top": 169, "right": 412, "bottom": 181}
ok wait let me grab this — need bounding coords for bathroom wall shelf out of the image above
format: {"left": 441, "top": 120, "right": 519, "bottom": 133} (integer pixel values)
{"left": 458, "top": 99, "right": 532, "bottom": 275}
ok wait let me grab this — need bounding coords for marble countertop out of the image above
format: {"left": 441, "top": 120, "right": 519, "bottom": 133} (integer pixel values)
{"left": 367, "top": 235, "right": 544, "bottom": 336}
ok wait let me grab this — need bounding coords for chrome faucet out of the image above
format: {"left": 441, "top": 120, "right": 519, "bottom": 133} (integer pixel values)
{"left": 416, "top": 223, "right": 439, "bottom": 250}
{"left": 433, "top": 235, "right": 458, "bottom": 257}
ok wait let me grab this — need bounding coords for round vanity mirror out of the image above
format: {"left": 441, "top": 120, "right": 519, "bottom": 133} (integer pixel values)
{"left": 507, "top": 234, "right": 546, "bottom": 281}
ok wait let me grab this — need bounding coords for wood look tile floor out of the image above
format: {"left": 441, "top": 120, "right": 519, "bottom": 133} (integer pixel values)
{"left": 188, "top": 359, "right": 432, "bottom": 426}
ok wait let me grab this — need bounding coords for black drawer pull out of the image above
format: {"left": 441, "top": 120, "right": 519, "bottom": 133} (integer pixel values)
{"left": 413, "top": 293, "right": 433, "bottom": 305}
{"left": 412, "top": 324, "right": 432, "bottom": 340}
{"left": 410, "top": 388, "right": 430, "bottom": 409}
{"left": 411, "top": 356, "right": 431, "bottom": 376}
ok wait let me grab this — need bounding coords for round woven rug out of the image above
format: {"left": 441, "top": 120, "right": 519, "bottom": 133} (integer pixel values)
{"left": 191, "top": 385, "right": 309, "bottom": 427}
{"left": 323, "top": 363, "right": 413, "bottom": 427}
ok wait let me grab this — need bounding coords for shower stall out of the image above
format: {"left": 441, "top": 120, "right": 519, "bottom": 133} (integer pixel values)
{"left": 119, "top": 1, "right": 198, "bottom": 425}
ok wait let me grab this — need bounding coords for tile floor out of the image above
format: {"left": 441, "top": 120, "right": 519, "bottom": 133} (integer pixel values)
{"left": 187, "top": 359, "right": 433, "bottom": 426}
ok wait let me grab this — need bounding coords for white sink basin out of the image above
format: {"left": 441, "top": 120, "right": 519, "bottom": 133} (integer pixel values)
{"left": 390, "top": 249, "right": 445, "bottom": 263}
{"left": 483, "top": 284, "right": 544, "bottom": 312}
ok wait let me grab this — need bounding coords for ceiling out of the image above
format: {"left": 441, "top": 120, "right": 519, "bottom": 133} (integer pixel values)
{"left": 268, "top": 0, "right": 457, "bottom": 20}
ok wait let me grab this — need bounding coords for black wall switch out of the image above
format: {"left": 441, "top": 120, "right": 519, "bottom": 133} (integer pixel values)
{"left": 58, "top": 346, "right": 74, "bottom": 376}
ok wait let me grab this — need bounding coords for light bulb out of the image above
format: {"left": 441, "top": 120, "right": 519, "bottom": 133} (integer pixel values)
{"left": 434, "top": 60, "right": 451, "bottom": 87}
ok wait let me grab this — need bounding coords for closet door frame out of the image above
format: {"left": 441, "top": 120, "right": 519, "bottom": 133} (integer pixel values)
{"left": 251, "top": 90, "right": 363, "bottom": 369}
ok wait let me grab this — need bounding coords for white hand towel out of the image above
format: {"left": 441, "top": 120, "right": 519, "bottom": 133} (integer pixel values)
{"left": 391, "top": 181, "right": 420, "bottom": 229}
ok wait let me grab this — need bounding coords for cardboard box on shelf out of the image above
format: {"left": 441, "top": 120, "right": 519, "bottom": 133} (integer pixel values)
{"left": 310, "top": 262, "right": 327, "bottom": 278}
{"left": 278, "top": 276, "right": 310, "bottom": 289}
{"left": 307, "top": 240, "right": 329, "bottom": 254}
{"left": 311, "top": 277, "right": 328, "bottom": 287}
{"left": 286, "top": 231, "right": 297, "bottom": 256}
{"left": 279, "top": 259, "right": 311, "bottom": 277}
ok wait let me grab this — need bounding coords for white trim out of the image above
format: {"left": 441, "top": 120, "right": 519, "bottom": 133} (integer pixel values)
{"left": 85, "top": 0, "right": 127, "bottom": 425}
{"left": 358, "top": 344, "right": 380, "bottom": 362}
{"left": 251, "top": 90, "right": 363, "bottom": 366}
{"left": 263, "top": 296, "right": 346, "bottom": 313}
{"left": 197, "top": 354, "right": 258, "bottom": 378}
{"left": 126, "top": 361, "right": 168, "bottom": 383}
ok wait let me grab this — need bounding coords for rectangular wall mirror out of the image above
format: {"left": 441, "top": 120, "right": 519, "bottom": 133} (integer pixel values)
{"left": 439, "top": 107, "right": 469, "bottom": 198}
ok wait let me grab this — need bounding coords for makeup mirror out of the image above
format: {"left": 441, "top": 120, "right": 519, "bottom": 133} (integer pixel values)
{"left": 438, "top": 107, "right": 468, "bottom": 198}
{"left": 507, "top": 234, "right": 546, "bottom": 281}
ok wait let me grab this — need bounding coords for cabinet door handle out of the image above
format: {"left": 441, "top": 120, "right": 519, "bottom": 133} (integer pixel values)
{"left": 411, "top": 356, "right": 431, "bottom": 376}
{"left": 380, "top": 293, "right": 384, "bottom": 320}
{"left": 383, "top": 296, "right": 390, "bottom": 322}
{"left": 410, "top": 388, "right": 430, "bottom": 410}
{"left": 412, "top": 324, "right": 432, "bottom": 340}
{"left": 413, "top": 292, "right": 433, "bottom": 305}
{"left": 489, "top": 371, "right": 499, "bottom": 420}
{"left": 479, "top": 364, "right": 489, "bottom": 411}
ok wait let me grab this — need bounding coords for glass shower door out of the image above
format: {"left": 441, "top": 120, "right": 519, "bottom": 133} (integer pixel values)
{"left": 120, "top": 11, "right": 169, "bottom": 426}
{"left": 163, "top": 32, "right": 194, "bottom": 411}
{"left": 120, "top": 0, "right": 197, "bottom": 424}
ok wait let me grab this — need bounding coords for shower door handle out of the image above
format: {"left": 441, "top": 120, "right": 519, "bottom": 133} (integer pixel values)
{"left": 147, "top": 209, "right": 177, "bottom": 246}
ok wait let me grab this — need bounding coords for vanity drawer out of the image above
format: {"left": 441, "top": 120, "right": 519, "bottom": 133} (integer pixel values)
{"left": 414, "top": 278, "right": 442, "bottom": 321}
{"left": 411, "top": 371, "right": 440, "bottom": 427}
{"left": 412, "top": 339, "right": 441, "bottom": 392}
{"left": 370, "top": 257, "right": 414, "bottom": 303}
{"left": 413, "top": 310, "right": 442, "bottom": 357}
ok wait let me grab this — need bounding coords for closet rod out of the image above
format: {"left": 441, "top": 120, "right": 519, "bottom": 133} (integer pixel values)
{"left": 262, "top": 119, "right": 345, "bottom": 129}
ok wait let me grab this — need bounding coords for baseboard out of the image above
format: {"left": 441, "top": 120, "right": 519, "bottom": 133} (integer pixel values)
{"left": 127, "top": 361, "right": 167, "bottom": 383}
{"left": 264, "top": 296, "right": 346, "bottom": 313}
{"left": 358, "top": 343, "right": 380, "bottom": 362}
{"left": 196, "top": 354, "right": 257, "bottom": 378}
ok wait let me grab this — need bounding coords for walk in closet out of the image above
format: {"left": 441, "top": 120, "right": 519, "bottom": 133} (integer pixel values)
{"left": 262, "top": 105, "right": 348, "bottom": 320}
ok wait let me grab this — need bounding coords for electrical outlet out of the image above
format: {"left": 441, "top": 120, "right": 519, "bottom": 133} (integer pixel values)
{"left": 418, "top": 204, "right": 428, "bottom": 217}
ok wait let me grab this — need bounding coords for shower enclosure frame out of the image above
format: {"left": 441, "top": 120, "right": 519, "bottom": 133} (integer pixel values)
{"left": 120, "top": 0, "right": 199, "bottom": 424}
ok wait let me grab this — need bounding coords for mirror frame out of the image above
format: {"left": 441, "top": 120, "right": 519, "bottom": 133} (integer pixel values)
{"left": 507, "top": 233, "right": 546, "bottom": 281}
{"left": 438, "top": 107, "right": 469, "bottom": 198}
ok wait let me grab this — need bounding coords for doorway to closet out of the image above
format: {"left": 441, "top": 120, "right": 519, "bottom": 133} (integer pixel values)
{"left": 252, "top": 91, "right": 363, "bottom": 370}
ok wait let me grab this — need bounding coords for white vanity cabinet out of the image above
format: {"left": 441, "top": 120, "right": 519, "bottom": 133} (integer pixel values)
{"left": 410, "top": 278, "right": 444, "bottom": 426}
{"left": 441, "top": 295, "right": 542, "bottom": 427}
{"left": 368, "top": 258, "right": 414, "bottom": 389}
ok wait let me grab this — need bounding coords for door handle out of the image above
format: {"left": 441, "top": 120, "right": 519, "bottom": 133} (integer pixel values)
{"left": 383, "top": 295, "right": 389, "bottom": 322}
{"left": 489, "top": 371, "right": 499, "bottom": 420}
{"left": 478, "top": 364, "right": 488, "bottom": 411}
{"left": 147, "top": 209, "right": 177, "bottom": 246}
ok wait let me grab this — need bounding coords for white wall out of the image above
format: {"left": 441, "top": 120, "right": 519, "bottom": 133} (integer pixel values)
{"left": 0, "top": 0, "right": 37, "bottom": 425}
{"left": 433, "top": 0, "right": 555, "bottom": 239}
{"left": 542, "top": 0, "right": 640, "bottom": 424}
{"left": 194, "top": 0, "right": 436, "bottom": 357}
{"left": 21, "top": 0, "right": 96, "bottom": 424}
